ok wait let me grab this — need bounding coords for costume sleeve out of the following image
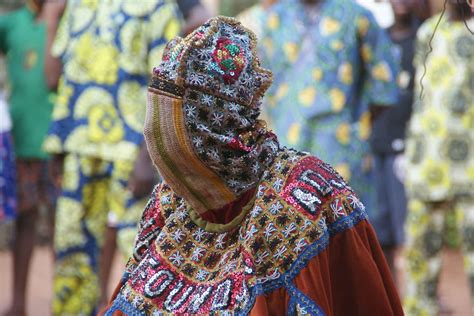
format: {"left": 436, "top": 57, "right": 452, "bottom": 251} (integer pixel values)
{"left": 146, "top": 1, "right": 182, "bottom": 70}
{"left": 357, "top": 9, "right": 400, "bottom": 107}
{"left": 51, "top": 3, "right": 70, "bottom": 60}
{"left": 293, "top": 219, "right": 403, "bottom": 315}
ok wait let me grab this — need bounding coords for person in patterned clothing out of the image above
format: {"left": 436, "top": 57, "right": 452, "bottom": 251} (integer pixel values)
{"left": 1, "top": 1, "right": 58, "bottom": 315}
{"left": 100, "top": 17, "right": 403, "bottom": 315}
{"left": 42, "top": 0, "right": 181, "bottom": 314}
{"left": 403, "top": 2, "right": 474, "bottom": 314}
{"left": 258, "top": 0, "right": 400, "bottom": 229}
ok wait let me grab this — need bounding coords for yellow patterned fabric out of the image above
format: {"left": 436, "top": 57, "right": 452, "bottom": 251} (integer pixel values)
{"left": 403, "top": 198, "right": 474, "bottom": 315}
{"left": 403, "top": 15, "right": 474, "bottom": 316}
{"left": 47, "top": 1, "right": 182, "bottom": 314}
{"left": 53, "top": 153, "right": 147, "bottom": 315}
{"left": 405, "top": 16, "right": 474, "bottom": 202}
{"left": 43, "top": 0, "right": 182, "bottom": 162}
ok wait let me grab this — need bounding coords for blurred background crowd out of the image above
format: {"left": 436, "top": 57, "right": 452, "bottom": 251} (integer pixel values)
{"left": 0, "top": 0, "right": 472, "bottom": 315}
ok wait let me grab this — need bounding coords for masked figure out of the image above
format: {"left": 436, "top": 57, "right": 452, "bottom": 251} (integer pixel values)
{"left": 101, "top": 17, "right": 402, "bottom": 315}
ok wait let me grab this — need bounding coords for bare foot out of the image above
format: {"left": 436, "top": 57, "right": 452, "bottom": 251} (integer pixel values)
{"left": 437, "top": 297, "right": 454, "bottom": 316}
{"left": 97, "top": 298, "right": 108, "bottom": 314}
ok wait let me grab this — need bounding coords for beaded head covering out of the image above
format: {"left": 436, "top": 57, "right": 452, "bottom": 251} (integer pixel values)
{"left": 144, "top": 16, "right": 279, "bottom": 214}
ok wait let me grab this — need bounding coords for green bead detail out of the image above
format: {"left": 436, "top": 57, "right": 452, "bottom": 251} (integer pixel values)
{"left": 225, "top": 44, "right": 240, "bottom": 57}
{"left": 221, "top": 58, "right": 236, "bottom": 70}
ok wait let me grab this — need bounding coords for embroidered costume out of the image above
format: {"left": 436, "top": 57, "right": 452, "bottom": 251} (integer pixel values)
{"left": 259, "top": 0, "right": 399, "bottom": 218}
{"left": 43, "top": 1, "right": 181, "bottom": 314}
{"left": 102, "top": 17, "right": 402, "bottom": 315}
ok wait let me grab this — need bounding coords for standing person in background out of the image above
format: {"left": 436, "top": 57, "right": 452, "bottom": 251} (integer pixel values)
{"left": 259, "top": 0, "right": 399, "bottom": 225}
{"left": 0, "top": 1, "right": 57, "bottom": 315}
{"left": 369, "top": 0, "right": 420, "bottom": 285}
{"left": 43, "top": 1, "right": 181, "bottom": 314}
{"left": 403, "top": 1, "right": 473, "bottom": 314}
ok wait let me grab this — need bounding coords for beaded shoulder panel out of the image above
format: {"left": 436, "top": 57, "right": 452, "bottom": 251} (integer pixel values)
{"left": 106, "top": 148, "right": 367, "bottom": 315}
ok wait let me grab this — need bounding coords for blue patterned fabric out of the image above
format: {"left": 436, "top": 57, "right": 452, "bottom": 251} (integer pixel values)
{"left": 0, "top": 131, "right": 16, "bottom": 222}
{"left": 43, "top": 0, "right": 182, "bottom": 162}
{"left": 260, "top": 0, "right": 400, "bottom": 217}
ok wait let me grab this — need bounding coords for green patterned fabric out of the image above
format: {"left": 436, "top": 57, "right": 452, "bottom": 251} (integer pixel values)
{"left": 0, "top": 6, "right": 53, "bottom": 158}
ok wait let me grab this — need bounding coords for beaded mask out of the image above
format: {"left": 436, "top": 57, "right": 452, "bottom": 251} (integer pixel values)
{"left": 144, "top": 16, "right": 279, "bottom": 214}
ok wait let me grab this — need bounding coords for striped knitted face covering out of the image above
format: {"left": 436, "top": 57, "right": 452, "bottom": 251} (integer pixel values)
{"left": 143, "top": 17, "right": 279, "bottom": 214}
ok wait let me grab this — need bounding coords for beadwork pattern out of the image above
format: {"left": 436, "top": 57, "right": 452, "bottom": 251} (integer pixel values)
{"left": 154, "top": 16, "right": 273, "bottom": 108}
{"left": 105, "top": 148, "right": 367, "bottom": 315}
{"left": 148, "top": 16, "right": 279, "bottom": 208}
{"left": 183, "top": 87, "right": 278, "bottom": 196}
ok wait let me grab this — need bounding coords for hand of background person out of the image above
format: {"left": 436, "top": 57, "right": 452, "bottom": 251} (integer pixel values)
{"left": 393, "top": 153, "right": 407, "bottom": 183}
{"left": 128, "top": 144, "right": 159, "bottom": 199}
{"left": 362, "top": 154, "right": 373, "bottom": 173}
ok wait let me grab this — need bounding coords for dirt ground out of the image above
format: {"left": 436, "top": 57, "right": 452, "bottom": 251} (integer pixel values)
{"left": 0, "top": 247, "right": 472, "bottom": 315}
{"left": 0, "top": 247, "right": 123, "bottom": 315}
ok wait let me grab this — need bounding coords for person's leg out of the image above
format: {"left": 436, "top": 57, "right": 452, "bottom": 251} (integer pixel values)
{"left": 458, "top": 198, "right": 474, "bottom": 308}
{"left": 97, "top": 224, "right": 117, "bottom": 310}
{"left": 116, "top": 200, "right": 147, "bottom": 259}
{"left": 371, "top": 154, "right": 396, "bottom": 273}
{"left": 98, "top": 158, "right": 144, "bottom": 309}
{"left": 404, "top": 199, "right": 445, "bottom": 315}
{"left": 381, "top": 245, "right": 395, "bottom": 277}
{"left": 39, "top": 160, "right": 60, "bottom": 249}
{"left": 384, "top": 154, "right": 409, "bottom": 288}
{"left": 6, "top": 160, "right": 43, "bottom": 316}
{"left": 112, "top": 159, "right": 150, "bottom": 260}
{"left": 52, "top": 154, "right": 110, "bottom": 316}
{"left": 97, "top": 160, "right": 131, "bottom": 309}
{"left": 385, "top": 155, "right": 408, "bottom": 246}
